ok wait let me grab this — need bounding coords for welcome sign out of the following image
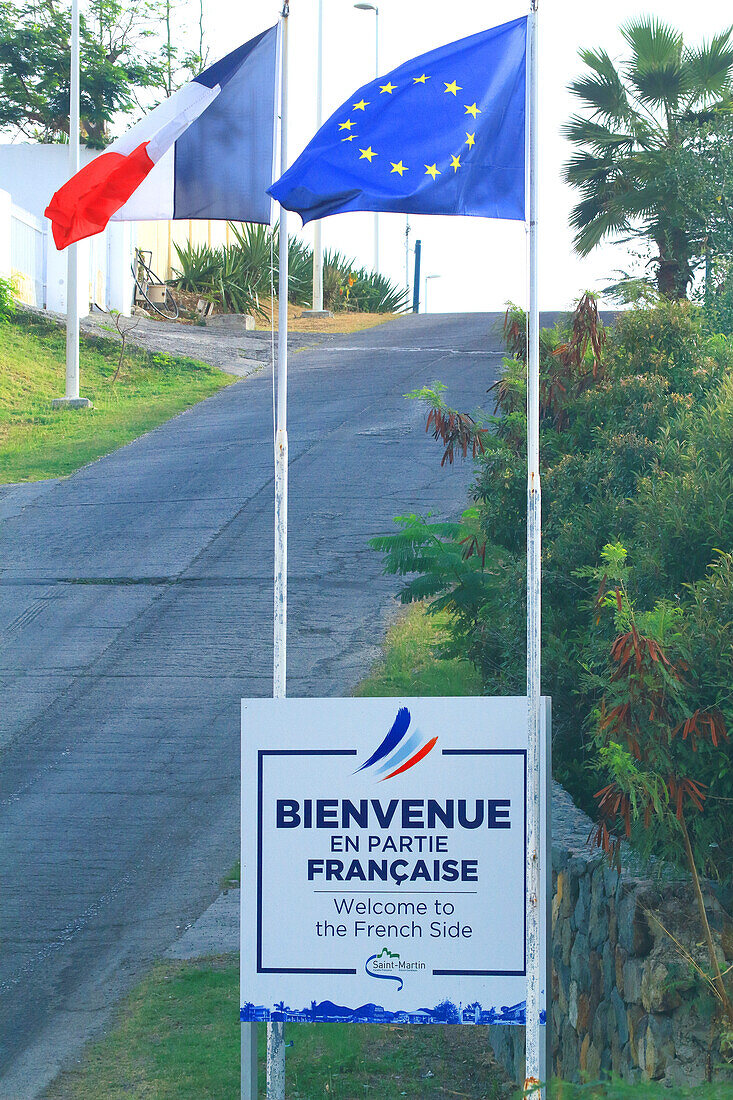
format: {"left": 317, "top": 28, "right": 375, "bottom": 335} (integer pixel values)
{"left": 241, "top": 697, "right": 547, "bottom": 1026}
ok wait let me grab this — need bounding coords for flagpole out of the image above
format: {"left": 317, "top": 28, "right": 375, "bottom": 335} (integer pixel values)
{"left": 67, "top": 0, "right": 80, "bottom": 400}
{"left": 525, "top": 2, "right": 544, "bottom": 1098}
{"left": 267, "top": 4, "right": 289, "bottom": 1099}
{"left": 311, "top": 0, "right": 324, "bottom": 311}
{"left": 52, "top": 0, "right": 90, "bottom": 409}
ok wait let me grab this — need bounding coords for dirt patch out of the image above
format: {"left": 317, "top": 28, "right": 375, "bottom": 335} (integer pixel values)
{"left": 256, "top": 298, "right": 401, "bottom": 334}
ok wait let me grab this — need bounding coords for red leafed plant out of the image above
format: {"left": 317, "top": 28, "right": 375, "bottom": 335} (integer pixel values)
{"left": 587, "top": 542, "right": 732, "bottom": 1023}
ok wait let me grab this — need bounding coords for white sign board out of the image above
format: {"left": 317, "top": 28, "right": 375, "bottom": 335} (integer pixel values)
{"left": 241, "top": 696, "right": 546, "bottom": 1026}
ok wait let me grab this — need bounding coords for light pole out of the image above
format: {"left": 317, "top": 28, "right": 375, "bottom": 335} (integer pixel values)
{"left": 404, "top": 216, "right": 410, "bottom": 299}
{"left": 354, "top": 2, "right": 379, "bottom": 274}
{"left": 424, "top": 274, "right": 440, "bottom": 313}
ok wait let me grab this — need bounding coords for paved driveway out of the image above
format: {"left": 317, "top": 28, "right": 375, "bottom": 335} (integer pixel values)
{"left": 0, "top": 312, "right": 506, "bottom": 1096}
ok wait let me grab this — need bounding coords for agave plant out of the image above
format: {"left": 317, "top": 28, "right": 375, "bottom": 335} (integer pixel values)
{"left": 171, "top": 242, "right": 221, "bottom": 292}
{"left": 172, "top": 240, "right": 264, "bottom": 317}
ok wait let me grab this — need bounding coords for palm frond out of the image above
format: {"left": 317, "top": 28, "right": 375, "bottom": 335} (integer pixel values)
{"left": 621, "top": 17, "right": 683, "bottom": 71}
{"left": 569, "top": 48, "right": 630, "bottom": 121}
{"left": 561, "top": 115, "right": 636, "bottom": 153}
{"left": 682, "top": 29, "right": 733, "bottom": 109}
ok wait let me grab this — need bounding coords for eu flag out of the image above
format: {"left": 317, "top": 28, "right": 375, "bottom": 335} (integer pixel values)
{"left": 269, "top": 17, "right": 527, "bottom": 224}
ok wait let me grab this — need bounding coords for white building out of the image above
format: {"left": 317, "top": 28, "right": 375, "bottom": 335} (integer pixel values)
{"left": 0, "top": 143, "right": 134, "bottom": 316}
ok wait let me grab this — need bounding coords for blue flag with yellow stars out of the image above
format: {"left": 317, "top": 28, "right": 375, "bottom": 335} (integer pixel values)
{"left": 269, "top": 16, "right": 527, "bottom": 224}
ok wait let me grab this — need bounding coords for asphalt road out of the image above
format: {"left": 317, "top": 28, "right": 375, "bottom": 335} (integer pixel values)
{"left": 0, "top": 312, "right": 510, "bottom": 1096}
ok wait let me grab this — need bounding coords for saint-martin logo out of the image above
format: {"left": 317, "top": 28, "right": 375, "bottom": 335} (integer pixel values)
{"left": 356, "top": 707, "right": 438, "bottom": 781}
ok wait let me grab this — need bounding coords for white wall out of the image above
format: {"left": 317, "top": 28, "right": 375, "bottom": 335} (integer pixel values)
{"left": 0, "top": 144, "right": 133, "bottom": 315}
{"left": 0, "top": 188, "right": 10, "bottom": 280}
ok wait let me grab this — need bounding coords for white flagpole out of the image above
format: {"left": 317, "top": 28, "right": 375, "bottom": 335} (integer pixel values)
{"left": 311, "top": 0, "right": 324, "bottom": 311}
{"left": 525, "top": 2, "right": 544, "bottom": 1098}
{"left": 66, "top": 0, "right": 80, "bottom": 401}
{"left": 267, "top": 4, "right": 289, "bottom": 1099}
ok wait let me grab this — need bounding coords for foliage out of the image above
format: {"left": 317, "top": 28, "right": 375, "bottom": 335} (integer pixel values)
{"left": 582, "top": 543, "right": 732, "bottom": 1019}
{"left": 373, "top": 296, "right": 733, "bottom": 868}
{"left": 176, "top": 223, "right": 409, "bottom": 314}
{"left": 0, "top": 0, "right": 177, "bottom": 146}
{"left": 0, "top": 274, "right": 15, "bottom": 323}
{"left": 564, "top": 17, "right": 733, "bottom": 297}
{"left": 171, "top": 241, "right": 264, "bottom": 316}
{"left": 406, "top": 381, "right": 487, "bottom": 465}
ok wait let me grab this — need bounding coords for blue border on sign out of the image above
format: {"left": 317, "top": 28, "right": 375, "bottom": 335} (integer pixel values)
{"left": 436, "top": 749, "right": 527, "bottom": 977}
{"left": 257, "top": 749, "right": 359, "bottom": 975}
{"left": 256, "top": 746, "right": 527, "bottom": 979}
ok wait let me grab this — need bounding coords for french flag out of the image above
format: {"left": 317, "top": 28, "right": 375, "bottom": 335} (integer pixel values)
{"left": 45, "top": 26, "right": 278, "bottom": 250}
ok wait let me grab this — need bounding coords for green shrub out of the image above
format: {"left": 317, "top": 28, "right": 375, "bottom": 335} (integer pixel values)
{"left": 374, "top": 297, "right": 733, "bottom": 839}
{"left": 0, "top": 275, "right": 15, "bottom": 322}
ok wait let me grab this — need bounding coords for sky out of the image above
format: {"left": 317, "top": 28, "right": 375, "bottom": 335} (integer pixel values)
{"left": 197, "top": 1, "right": 727, "bottom": 312}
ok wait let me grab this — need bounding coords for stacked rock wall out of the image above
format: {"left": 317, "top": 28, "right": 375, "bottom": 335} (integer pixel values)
{"left": 487, "top": 782, "right": 732, "bottom": 1087}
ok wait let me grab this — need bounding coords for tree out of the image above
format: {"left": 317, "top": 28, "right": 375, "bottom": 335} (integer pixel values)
{"left": 587, "top": 543, "right": 732, "bottom": 1024}
{"left": 0, "top": 0, "right": 206, "bottom": 146}
{"left": 564, "top": 17, "right": 733, "bottom": 298}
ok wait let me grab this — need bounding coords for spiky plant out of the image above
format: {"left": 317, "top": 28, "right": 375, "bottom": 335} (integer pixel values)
{"left": 564, "top": 18, "right": 733, "bottom": 298}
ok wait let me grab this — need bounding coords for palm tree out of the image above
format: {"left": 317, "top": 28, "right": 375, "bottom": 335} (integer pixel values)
{"left": 564, "top": 18, "right": 733, "bottom": 298}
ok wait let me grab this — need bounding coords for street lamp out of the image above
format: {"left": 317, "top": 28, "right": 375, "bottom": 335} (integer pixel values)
{"left": 424, "top": 274, "right": 440, "bottom": 313}
{"left": 354, "top": 2, "right": 379, "bottom": 275}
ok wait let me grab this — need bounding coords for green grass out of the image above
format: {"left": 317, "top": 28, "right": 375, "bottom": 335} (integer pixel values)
{"left": 43, "top": 956, "right": 732, "bottom": 1099}
{"left": 44, "top": 957, "right": 508, "bottom": 1100}
{"left": 0, "top": 315, "right": 233, "bottom": 484}
{"left": 354, "top": 602, "right": 482, "bottom": 697}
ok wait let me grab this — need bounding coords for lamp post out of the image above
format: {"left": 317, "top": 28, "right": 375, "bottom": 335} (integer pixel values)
{"left": 354, "top": 2, "right": 379, "bottom": 275}
{"left": 424, "top": 273, "right": 440, "bottom": 313}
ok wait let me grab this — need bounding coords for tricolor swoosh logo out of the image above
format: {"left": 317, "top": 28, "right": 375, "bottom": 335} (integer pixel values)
{"left": 356, "top": 707, "right": 437, "bottom": 781}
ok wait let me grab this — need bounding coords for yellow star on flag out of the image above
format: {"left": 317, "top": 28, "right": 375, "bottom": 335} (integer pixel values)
{"left": 444, "top": 80, "right": 462, "bottom": 95}
{"left": 425, "top": 163, "right": 440, "bottom": 180}
{"left": 464, "top": 102, "right": 481, "bottom": 118}
{"left": 465, "top": 132, "right": 476, "bottom": 148}
{"left": 390, "top": 161, "right": 408, "bottom": 175}
{"left": 338, "top": 119, "right": 354, "bottom": 131}
{"left": 353, "top": 99, "right": 369, "bottom": 111}
{"left": 359, "top": 146, "right": 377, "bottom": 161}
{"left": 379, "top": 82, "right": 397, "bottom": 94}
{"left": 450, "top": 154, "right": 461, "bottom": 172}
{"left": 413, "top": 74, "right": 429, "bottom": 84}
{"left": 342, "top": 134, "right": 356, "bottom": 142}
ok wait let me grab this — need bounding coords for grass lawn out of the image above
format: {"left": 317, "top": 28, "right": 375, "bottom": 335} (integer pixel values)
{"left": 0, "top": 314, "right": 233, "bottom": 484}
{"left": 44, "top": 957, "right": 509, "bottom": 1100}
{"left": 354, "top": 602, "right": 483, "bottom": 698}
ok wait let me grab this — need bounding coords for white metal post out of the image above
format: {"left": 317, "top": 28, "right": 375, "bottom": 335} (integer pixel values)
{"left": 373, "top": 6, "right": 379, "bottom": 275}
{"left": 525, "top": 4, "right": 544, "bottom": 1098}
{"left": 66, "top": 0, "right": 80, "bottom": 400}
{"left": 311, "top": 0, "right": 324, "bottom": 311}
{"left": 268, "top": 6, "right": 289, "bottom": 1098}
{"left": 404, "top": 216, "right": 411, "bottom": 298}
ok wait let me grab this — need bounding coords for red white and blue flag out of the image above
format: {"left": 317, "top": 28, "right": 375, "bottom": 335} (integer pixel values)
{"left": 45, "top": 26, "right": 278, "bottom": 250}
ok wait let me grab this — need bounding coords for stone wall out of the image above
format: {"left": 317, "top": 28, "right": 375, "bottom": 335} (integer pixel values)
{"left": 487, "top": 782, "right": 733, "bottom": 1087}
